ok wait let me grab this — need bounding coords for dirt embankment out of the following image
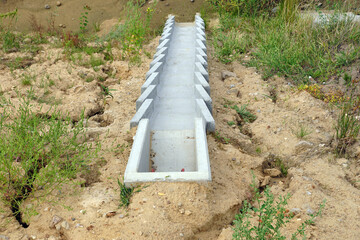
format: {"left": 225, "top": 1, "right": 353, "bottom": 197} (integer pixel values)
{"left": 0, "top": 0, "right": 206, "bottom": 33}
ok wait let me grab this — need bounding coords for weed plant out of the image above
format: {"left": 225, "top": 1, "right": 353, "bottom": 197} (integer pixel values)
{"left": 233, "top": 176, "right": 325, "bottom": 239}
{"left": 0, "top": 97, "right": 98, "bottom": 225}
{"left": 117, "top": 179, "right": 142, "bottom": 208}
{"left": 231, "top": 105, "right": 257, "bottom": 123}
{"left": 335, "top": 97, "right": 360, "bottom": 155}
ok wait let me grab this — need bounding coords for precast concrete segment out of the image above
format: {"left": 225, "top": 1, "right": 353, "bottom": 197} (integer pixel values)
{"left": 125, "top": 14, "right": 214, "bottom": 187}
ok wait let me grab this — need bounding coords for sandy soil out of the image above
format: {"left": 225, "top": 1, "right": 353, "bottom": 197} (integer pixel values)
{"left": 0, "top": 10, "right": 360, "bottom": 240}
{"left": 0, "top": 0, "right": 206, "bottom": 33}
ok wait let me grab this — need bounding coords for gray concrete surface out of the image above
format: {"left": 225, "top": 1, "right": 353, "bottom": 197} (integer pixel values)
{"left": 125, "top": 14, "right": 214, "bottom": 186}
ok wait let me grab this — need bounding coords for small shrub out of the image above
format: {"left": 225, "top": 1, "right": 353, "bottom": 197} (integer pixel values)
{"left": 233, "top": 176, "right": 325, "bottom": 240}
{"left": 0, "top": 97, "right": 98, "bottom": 225}
{"left": 335, "top": 98, "right": 360, "bottom": 155}
{"left": 231, "top": 105, "right": 257, "bottom": 123}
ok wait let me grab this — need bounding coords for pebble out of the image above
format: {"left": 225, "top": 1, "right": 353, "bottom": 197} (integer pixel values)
{"left": 306, "top": 191, "right": 312, "bottom": 195}
{"left": 178, "top": 202, "right": 183, "bottom": 208}
{"left": 229, "top": 84, "right": 235, "bottom": 89}
{"left": 45, "top": 4, "right": 51, "bottom": 9}
{"left": 56, "top": 1, "right": 61, "bottom": 6}
{"left": 306, "top": 208, "right": 314, "bottom": 215}
{"left": 71, "top": 217, "right": 76, "bottom": 221}
{"left": 232, "top": 158, "right": 236, "bottom": 161}
{"left": 221, "top": 70, "right": 237, "bottom": 81}
{"left": 263, "top": 168, "right": 281, "bottom": 177}
{"left": 185, "top": 210, "right": 192, "bottom": 216}
{"left": 75, "top": 223, "right": 84, "bottom": 228}
{"left": 80, "top": 209, "right": 86, "bottom": 214}
{"left": 61, "top": 221, "right": 70, "bottom": 230}
{"left": 23, "top": 38, "right": 31, "bottom": 44}
{"left": 290, "top": 208, "right": 301, "bottom": 215}
{"left": 180, "top": 233, "right": 184, "bottom": 237}
{"left": 179, "top": 208, "right": 185, "bottom": 214}
{"left": 295, "top": 141, "right": 313, "bottom": 153}
{"left": 119, "top": 214, "right": 125, "bottom": 218}
{"left": 260, "top": 176, "right": 271, "bottom": 187}
{"left": 105, "top": 211, "right": 116, "bottom": 218}
{"left": 50, "top": 215, "right": 63, "bottom": 228}
{"left": 0, "top": 235, "right": 9, "bottom": 240}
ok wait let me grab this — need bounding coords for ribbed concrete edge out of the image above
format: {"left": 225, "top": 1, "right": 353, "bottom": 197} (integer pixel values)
{"left": 141, "top": 72, "right": 159, "bottom": 93}
{"left": 136, "top": 85, "right": 157, "bottom": 110}
{"left": 124, "top": 118, "right": 211, "bottom": 187}
{"left": 194, "top": 72, "right": 210, "bottom": 94}
{"left": 130, "top": 99, "right": 153, "bottom": 128}
{"left": 195, "top": 84, "right": 212, "bottom": 113}
{"left": 196, "top": 99, "right": 215, "bottom": 132}
{"left": 195, "top": 62, "right": 209, "bottom": 81}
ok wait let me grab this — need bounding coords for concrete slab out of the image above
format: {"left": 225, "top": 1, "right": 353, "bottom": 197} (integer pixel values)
{"left": 125, "top": 14, "right": 214, "bottom": 187}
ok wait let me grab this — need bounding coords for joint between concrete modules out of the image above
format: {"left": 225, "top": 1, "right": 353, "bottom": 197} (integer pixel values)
{"left": 194, "top": 72, "right": 210, "bottom": 94}
{"left": 146, "top": 62, "right": 163, "bottom": 79}
{"left": 196, "top": 48, "right": 207, "bottom": 61}
{"left": 141, "top": 72, "right": 159, "bottom": 93}
{"left": 154, "top": 47, "right": 168, "bottom": 58}
{"left": 195, "top": 84, "right": 212, "bottom": 113}
{"left": 196, "top": 99, "right": 215, "bottom": 132}
{"left": 157, "top": 39, "right": 170, "bottom": 51}
{"left": 196, "top": 33, "right": 206, "bottom": 44}
{"left": 130, "top": 99, "right": 154, "bottom": 128}
{"left": 196, "top": 54, "right": 208, "bottom": 69}
{"left": 136, "top": 85, "right": 157, "bottom": 110}
{"left": 196, "top": 27, "right": 206, "bottom": 37}
{"left": 196, "top": 22, "right": 205, "bottom": 30}
{"left": 196, "top": 39, "right": 206, "bottom": 52}
{"left": 195, "top": 62, "right": 209, "bottom": 81}
{"left": 150, "top": 54, "right": 165, "bottom": 68}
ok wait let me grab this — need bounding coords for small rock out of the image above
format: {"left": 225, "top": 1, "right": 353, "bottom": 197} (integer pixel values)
{"left": 45, "top": 4, "right": 51, "bottom": 9}
{"left": 306, "top": 208, "right": 314, "bottom": 215}
{"left": 165, "top": 3, "right": 169, "bottom": 6}
{"left": 263, "top": 168, "right": 282, "bottom": 177}
{"left": 105, "top": 211, "right": 116, "bottom": 218}
{"left": 80, "top": 209, "right": 86, "bottom": 214}
{"left": 179, "top": 208, "right": 185, "bottom": 214}
{"left": 232, "top": 158, "right": 236, "bottom": 161}
{"left": 235, "top": 159, "right": 241, "bottom": 166}
{"left": 229, "top": 84, "right": 235, "bottom": 89}
{"left": 142, "top": 198, "right": 147, "bottom": 203}
{"left": 221, "top": 70, "right": 237, "bottom": 81}
{"left": 71, "top": 217, "right": 76, "bottom": 221}
{"left": 59, "top": 24, "right": 66, "bottom": 28}
{"left": 260, "top": 176, "right": 271, "bottom": 187}
{"left": 23, "top": 38, "right": 32, "bottom": 44}
{"left": 306, "top": 191, "right": 312, "bottom": 195}
{"left": 56, "top": 1, "right": 61, "bottom": 6}
{"left": 178, "top": 202, "right": 183, "bottom": 208}
{"left": 191, "top": 0, "right": 194, "bottom": 2}
{"left": 55, "top": 224, "right": 61, "bottom": 231}
{"left": 119, "top": 214, "right": 125, "bottom": 218}
{"left": 180, "top": 233, "right": 184, "bottom": 237}
{"left": 50, "top": 215, "right": 63, "bottom": 228}
{"left": 295, "top": 141, "right": 313, "bottom": 153}
{"left": 290, "top": 208, "right": 301, "bottom": 215}
{"left": 61, "top": 221, "right": 70, "bottom": 230}
{"left": 75, "top": 223, "right": 83, "bottom": 228}
{"left": 0, "top": 235, "right": 9, "bottom": 240}
{"left": 185, "top": 210, "right": 192, "bottom": 216}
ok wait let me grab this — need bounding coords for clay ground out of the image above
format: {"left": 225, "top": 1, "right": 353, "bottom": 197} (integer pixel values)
{"left": 1, "top": 1, "right": 360, "bottom": 240}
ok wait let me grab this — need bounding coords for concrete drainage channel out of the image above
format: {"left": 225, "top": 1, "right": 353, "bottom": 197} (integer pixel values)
{"left": 124, "top": 14, "right": 214, "bottom": 187}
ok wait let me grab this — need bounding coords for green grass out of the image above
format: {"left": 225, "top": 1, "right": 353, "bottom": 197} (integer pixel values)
{"left": 0, "top": 97, "right": 98, "bottom": 225}
{"left": 210, "top": 2, "right": 360, "bottom": 84}
{"left": 335, "top": 97, "right": 360, "bottom": 155}
{"left": 117, "top": 178, "right": 142, "bottom": 208}
{"left": 295, "top": 124, "right": 312, "bottom": 139}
